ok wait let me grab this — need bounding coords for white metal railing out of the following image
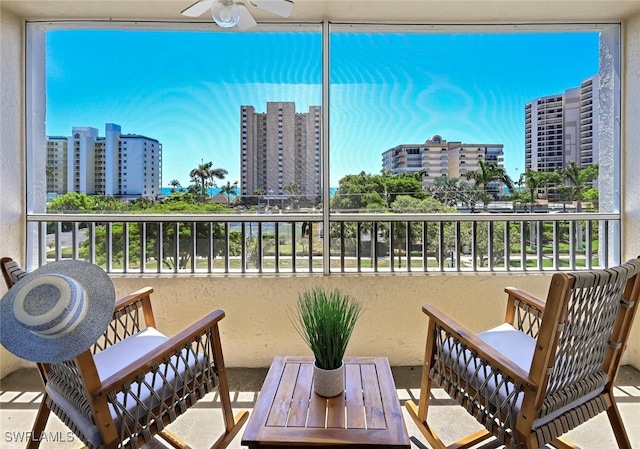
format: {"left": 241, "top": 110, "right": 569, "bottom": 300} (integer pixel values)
{"left": 27, "top": 212, "right": 620, "bottom": 275}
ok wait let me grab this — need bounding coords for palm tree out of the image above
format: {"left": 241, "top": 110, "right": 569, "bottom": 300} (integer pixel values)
{"left": 220, "top": 181, "right": 238, "bottom": 206}
{"left": 522, "top": 169, "right": 558, "bottom": 212}
{"left": 284, "top": 182, "right": 302, "bottom": 208}
{"left": 189, "top": 160, "right": 228, "bottom": 198}
{"left": 559, "top": 162, "right": 599, "bottom": 212}
{"left": 168, "top": 179, "right": 182, "bottom": 193}
{"left": 426, "top": 176, "right": 461, "bottom": 207}
{"left": 464, "top": 160, "right": 514, "bottom": 211}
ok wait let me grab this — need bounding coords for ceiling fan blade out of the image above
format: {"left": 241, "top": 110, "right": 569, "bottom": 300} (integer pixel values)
{"left": 181, "top": 0, "right": 215, "bottom": 17}
{"left": 250, "top": 0, "right": 294, "bottom": 18}
{"left": 237, "top": 4, "right": 258, "bottom": 30}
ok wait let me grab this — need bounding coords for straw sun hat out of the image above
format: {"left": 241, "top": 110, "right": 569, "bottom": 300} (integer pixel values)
{"left": 0, "top": 260, "right": 115, "bottom": 363}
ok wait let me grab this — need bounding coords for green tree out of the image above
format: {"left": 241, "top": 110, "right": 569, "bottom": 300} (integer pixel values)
{"left": 331, "top": 171, "right": 423, "bottom": 211}
{"left": 80, "top": 196, "right": 228, "bottom": 270}
{"left": 389, "top": 195, "right": 457, "bottom": 266}
{"left": 331, "top": 172, "right": 385, "bottom": 210}
{"left": 220, "top": 181, "right": 238, "bottom": 206}
{"left": 522, "top": 169, "right": 557, "bottom": 212}
{"left": 168, "top": 179, "right": 182, "bottom": 193}
{"left": 426, "top": 176, "right": 462, "bottom": 206}
{"left": 464, "top": 160, "right": 514, "bottom": 211}
{"left": 583, "top": 187, "right": 599, "bottom": 211}
{"left": 47, "top": 192, "right": 96, "bottom": 212}
{"left": 284, "top": 182, "right": 302, "bottom": 208}
{"left": 189, "top": 160, "right": 228, "bottom": 199}
{"left": 559, "top": 162, "right": 599, "bottom": 212}
{"left": 381, "top": 172, "right": 424, "bottom": 208}
{"left": 459, "top": 221, "right": 521, "bottom": 268}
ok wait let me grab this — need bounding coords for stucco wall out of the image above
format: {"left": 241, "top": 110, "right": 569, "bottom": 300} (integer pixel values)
{"left": 109, "top": 273, "right": 554, "bottom": 368}
{"left": 0, "top": 7, "right": 27, "bottom": 376}
{"left": 623, "top": 12, "right": 640, "bottom": 366}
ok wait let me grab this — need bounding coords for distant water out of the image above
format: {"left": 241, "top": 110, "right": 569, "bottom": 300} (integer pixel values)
{"left": 161, "top": 187, "right": 338, "bottom": 197}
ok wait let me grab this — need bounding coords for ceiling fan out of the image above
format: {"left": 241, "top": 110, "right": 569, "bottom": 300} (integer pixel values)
{"left": 182, "top": 0, "right": 294, "bottom": 30}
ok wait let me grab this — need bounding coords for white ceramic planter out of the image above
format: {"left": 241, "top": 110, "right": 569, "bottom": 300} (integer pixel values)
{"left": 313, "top": 361, "right": 345, "bottom": 397}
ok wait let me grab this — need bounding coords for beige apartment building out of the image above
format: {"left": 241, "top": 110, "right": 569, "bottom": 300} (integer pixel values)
{"left": 382, "top": 134, "right": 505, "bottom": 196}
{"left": 240, "top": 102, "right": 321, "bottom": 202}
{"left": 525, "top": 75, "right": 599, "bottom": 173}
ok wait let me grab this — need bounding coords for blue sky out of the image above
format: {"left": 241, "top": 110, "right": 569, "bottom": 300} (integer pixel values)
{"left": 45, "top": 28, "right": 599, "bottom": 188}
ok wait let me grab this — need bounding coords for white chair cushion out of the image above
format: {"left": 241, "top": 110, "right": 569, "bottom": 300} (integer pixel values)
{"left": 476, "top": 323, "right": 536, "bottom": 372}
{"left": 46, "top": 327, "right": 206, "bottom": 447}
{"left": 93, "top": 327, "right": 169, "bottom": 380}
{"left": 444, "top": 323, "right": 604, "bottom": 429}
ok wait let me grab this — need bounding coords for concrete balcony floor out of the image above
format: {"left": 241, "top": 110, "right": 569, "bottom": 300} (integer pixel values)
{"left": 1, "top": 365, "right": 639, "bottom": 449}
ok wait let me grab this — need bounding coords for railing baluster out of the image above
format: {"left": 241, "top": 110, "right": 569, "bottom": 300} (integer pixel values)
{"left": 39, "top": 221, "right": 47, "bottom": 266}
{"left": 258, "top": 222, "right": 263, "bottom": 273}
{"left": 569, "top": 220, "right": 576, "bottom": 270}
{"left": 455, "top": 221, "right": 461, "bottom": 272}
{"left": 274, "top": 222, "right": 280, "bottom": 274}
{"left": 307, "top": 221, "right": 313, "bottom": 272}
{"left": 585, "top": 220, "right": 593, "bottom": 269}
{"left": 339, "top": 221, "right": 346, "bottom": 272}
{"left": 123, "top": 222, "right": 130, "bottom": 273}
{"left": 504, "top": 221, "right": 511, "bottom": 271}
{"left": 536, "top": 220, "right": 543, "bottom": 270}
{"left": 602, "top": 219, "right": 609, "bottom": 267}
{"left": 471, "top": 221, "right": 477, "bottom": 271}
{"left": 356, "top": 222, "right": 362, "bottom": 273}
{"left": 25, "top": 212, "right": 620, "bottom": 273}
{"left": 520, "top": 220, "right": 526, "bottom": 270}
{"left": 422, "top": 221, "right": 428, "bottom": 272}
{"left": 141, "top": 222, "right": 147, "bottom": 274}
{"left": 55, "top": 221, "right": 62, "bottom": 261}
{"left": 390, "top": 221, "right": 395, "bottom": 273}
{"left": 224, "top": 222, "right": 230, "bottom": 273}
{"left": 173, "top": 222, "right": 179, "bottom": 274}
{"left": 372, "top": 221, "right": 378, "bottom": 272}
{"left": 438, "top": 221, "right": 445, "bottom": 272}
{"left": 73, "top": 222, "right": 79, "bottom": 260}
{"left": 157, "top": 222, "right": 163, "bottom": 274}
{"left": 191, "top": 222, "right": 196, "bottom": 273}
{"left": 553, "top": 221, "right": 560, "bottom": 270}
{"left": 208, "top": 222, "right": 213, "bottom": 273}
{"left": 106, "top": 222, "right": 113, "bottom": 273}
{"left": 241, "top": 222, "right": 247, "bottom": 273}
{"left": 291, "top": 221, "right": 297, "bottom": 273}
{"left": 487, "top": 221, "right": 494, "bottom": 271}
{"left": 406, "top": 221, "right": 412, "bottom": 273}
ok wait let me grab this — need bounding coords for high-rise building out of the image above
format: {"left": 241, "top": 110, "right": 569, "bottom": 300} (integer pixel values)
{"left": 525, "top": 75, "right": 599, "bottom": 173}
{"left": 46, "top": 123, "right": 162, "bottom": 199}
{"left": 240, "top": 102, "right": 321, "bottom": 201}
{"left": 382, "top": 134, "right": 505, "bottom": 196}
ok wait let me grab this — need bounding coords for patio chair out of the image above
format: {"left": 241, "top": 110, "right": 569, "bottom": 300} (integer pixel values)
{"left": 1, "top": 257, "right": 248, "bottom": 449}
{"left": 405, "top": 258, "right": 640, "bottom": 449}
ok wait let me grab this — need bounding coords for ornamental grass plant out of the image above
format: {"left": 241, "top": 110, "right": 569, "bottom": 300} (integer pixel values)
{"left": 291, "top": 287, "right": 363, "bottom": 370}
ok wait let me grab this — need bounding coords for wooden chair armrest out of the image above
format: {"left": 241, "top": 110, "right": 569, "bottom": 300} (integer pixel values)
{"left": 114, "top": 286, "right": 154, "bottom": 311}
{"left": 503, "top": 287, "right": 545, "bottom": 337}
{"left": 504, "top": 287, "right": 545, "bottom": 313}
{"left": 422, "top": 303, "right": 536, "bottom": 389}
{"left": 95, "top": 309, "right": 226, "bottom": 395}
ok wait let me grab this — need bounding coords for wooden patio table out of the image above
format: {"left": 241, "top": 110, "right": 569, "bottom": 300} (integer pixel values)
{"left": 241, "top": 355, "right": 411, "bottom": 448}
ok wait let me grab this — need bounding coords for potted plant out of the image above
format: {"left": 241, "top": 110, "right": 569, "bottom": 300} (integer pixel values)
{"left": 291, "top": 287, "right": 363, "bottom": 397}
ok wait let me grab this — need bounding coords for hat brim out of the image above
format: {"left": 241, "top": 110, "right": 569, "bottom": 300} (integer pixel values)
{"left": 0, "top": 260, "right": 115, "bottom": 363}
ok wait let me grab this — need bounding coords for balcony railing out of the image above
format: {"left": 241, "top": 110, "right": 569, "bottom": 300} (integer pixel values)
{"left": 27, "top": 211, "right": 620, "bottom": 275}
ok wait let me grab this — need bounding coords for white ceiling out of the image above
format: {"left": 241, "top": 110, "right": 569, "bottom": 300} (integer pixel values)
{"left": 2, "top": 0, "right": 640, "bottom": 24}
